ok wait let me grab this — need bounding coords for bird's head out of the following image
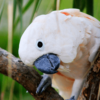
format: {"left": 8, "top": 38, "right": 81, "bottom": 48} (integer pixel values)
{"left": 19, "top": 10, "right": 84, "bottom": 74}
{"left": 18, "top": 13, "right": 62, "bottom": 74}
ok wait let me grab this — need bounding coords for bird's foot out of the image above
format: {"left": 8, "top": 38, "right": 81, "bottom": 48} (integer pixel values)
{"left": 36, "top": 74, "right": 51, "bottom": 94}
{"left": 66, "top": 96, "right": 75, "bottom": 100}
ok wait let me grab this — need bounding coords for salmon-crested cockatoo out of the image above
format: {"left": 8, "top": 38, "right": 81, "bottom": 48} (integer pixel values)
{"left": 19, "top": 9, "right": 100, "bottom": 100}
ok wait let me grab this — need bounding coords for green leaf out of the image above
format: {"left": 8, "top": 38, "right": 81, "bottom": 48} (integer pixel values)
{"left": 23, "top": 0, "right": 34, "bottom": 14}
{"left": 73, "top": 0, "right": 85, "bottom": 11}
{"left": 79, "top": 0, "right": 85, "bottom": 11}
{"left": 53, "top": 0, "right": 57, "bottom": 10}
{"left": 13, "top": 0, "right": 17, "bottom": 25}
{"left": 17, "top": 0, "right": 23, "bottom": 33}
{"left": 30, "top": 0, "right": 42, "bottom": 23}
{"left": 14, "top": 0, "right": 34, "bottom": 32}
{"left": 85, "top": 0, "right": 93, "bottom": 16}
{"left": 1, "top": 75, "right": 8, "bottom": 92}
{"left": 0, "top": 0, "right": 5, "bottom": 22}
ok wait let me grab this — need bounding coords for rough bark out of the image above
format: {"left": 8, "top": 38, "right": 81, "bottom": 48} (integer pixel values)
{"left": 0, "top": 48, "right": 64, "bottom": 100}
{"left": 78, "top": 48, "right": 100, "bottom": 100}
{"left": 0, "top": 47, "right": 100, "bottom": 100}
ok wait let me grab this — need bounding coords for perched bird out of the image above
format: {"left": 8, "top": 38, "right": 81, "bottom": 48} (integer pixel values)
{"left": 18, "top": 9, "right": 100, "bottom": 100}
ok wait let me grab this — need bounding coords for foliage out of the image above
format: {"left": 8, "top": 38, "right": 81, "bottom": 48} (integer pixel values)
{"left": 0, "top": 0, "right": 99, "bottom": 100}
{"left": 0, "top": 0, "right": 5, "bottom": 22}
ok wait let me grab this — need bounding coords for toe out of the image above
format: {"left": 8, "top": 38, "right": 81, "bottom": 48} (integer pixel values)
{"left": 40, "top": 82, "right": 51, "bottom": 94}
{"left": 36, "top": 74, "right": 51, "bottom": 94}
{"left": 66, "top": 96, "right": 75, "bottom": 100}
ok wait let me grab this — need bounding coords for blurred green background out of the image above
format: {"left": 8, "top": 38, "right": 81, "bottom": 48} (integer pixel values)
{"left": 0, "top": 0, "right": 100, "bottom": 100}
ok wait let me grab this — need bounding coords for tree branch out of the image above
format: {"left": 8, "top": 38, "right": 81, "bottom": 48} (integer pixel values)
{"left": 0, "top": 48, "right": 64, "bottom": 100}
{"left": 0, "top": 47, "right": 100, "bottom": 100}
{"left": 78, "top": 48, "right": 100, "bottom": 100}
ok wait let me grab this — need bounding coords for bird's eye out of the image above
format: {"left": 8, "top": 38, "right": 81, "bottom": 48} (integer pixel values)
{"left": 37, "top": 41, "right": 43, "bottom": 48}
{"left": 36, "top": 40, "right": 44, "bottom": 51}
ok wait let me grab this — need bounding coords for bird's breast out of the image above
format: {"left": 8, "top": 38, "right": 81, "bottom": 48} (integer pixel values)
{"left": 57, "top": 59, "right": 91, "bottom": 79}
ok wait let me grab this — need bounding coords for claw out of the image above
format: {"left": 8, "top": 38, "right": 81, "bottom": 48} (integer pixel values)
{"left": 36, "top": 74, "right": 51, "bottom": 94}
{"left": 66, "top": 96, "right": 75, "bottom": 100}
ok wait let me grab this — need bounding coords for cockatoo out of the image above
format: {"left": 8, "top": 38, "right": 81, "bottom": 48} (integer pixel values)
{"left": 18, "top": 9, "right": 100, "bottom": 100}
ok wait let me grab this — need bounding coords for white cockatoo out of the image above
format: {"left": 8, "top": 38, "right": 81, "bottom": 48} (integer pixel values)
{"left": 19, "top": 9, "right": 100, "bottom": 100}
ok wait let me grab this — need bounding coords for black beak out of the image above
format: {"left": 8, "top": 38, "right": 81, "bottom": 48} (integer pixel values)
{"left": 34, "top": 53, "right": 60, "bottom": 74}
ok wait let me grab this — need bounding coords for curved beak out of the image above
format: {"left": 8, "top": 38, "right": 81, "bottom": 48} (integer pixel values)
{"left": 34, "top": 53, "right": 60, "bottom": 74}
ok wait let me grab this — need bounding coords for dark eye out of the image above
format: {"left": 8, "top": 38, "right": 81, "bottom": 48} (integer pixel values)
{"left": 37, "top": 41, "right": 43, "bottom": 48}
{"left": 36, "top": 40, "right": 44, "bottom": 51}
